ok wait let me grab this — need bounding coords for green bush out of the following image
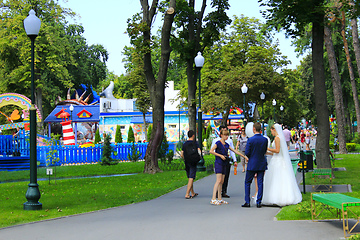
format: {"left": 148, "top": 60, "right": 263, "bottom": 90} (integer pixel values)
{"left": 115, "top": 125, "right": 123, "bottom": 143}
{"left": 352, "top": 133, "right": 360, "bottom": 144}
{"left": 94, "top": 128, "right": 101, "bottom": 144}
{"left": 127, "top": 142, "right": 141, "bottom": 162}
{"left": 147, "top": 124, "right": 153, "bottom": 141}
{"left": 158, "top": 133, "right": 169, "bottom": 163}
{"left": 100, "top": 134, "right": 118, "bottom": 165}
{"left": 127, "top": 126, "right": 135, "bottom": 143}
{"left": 329, "top": 141, "right": 335, "bottom": 149}
{"left": 346, "top": 143, "right": 356, "bottom": 152}
{"left": 166, "top": 150, "right": 174, "bottom": 164}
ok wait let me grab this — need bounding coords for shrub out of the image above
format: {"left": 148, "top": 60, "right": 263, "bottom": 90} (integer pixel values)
{"left": 158, "top": 133, "right": 169, "bottom": 163}
{"left": 147, "top": 124, "right": 153, "bottom": 141}
{"left": 100, "top": 134, "right": 118, "bottom": 165}
{"left": 115, "top": 125, "right": 122, "bottom": 143}
{"left": 127, "top": 142, "right": 141, "bottom": 162}
{"left": 329, "top": 141, "right": 335, "bottom": 149}
{"left": 94, "top": 128, "right": 101, "bottom": 144}
{"left": 127, "top": 126, "right": 135, "bottom": 143}
{"left": 346, "top": 143, "right": 356, "bottom": 152}
{"left": 166, "top": 150, "right": 174, "bottom": 164}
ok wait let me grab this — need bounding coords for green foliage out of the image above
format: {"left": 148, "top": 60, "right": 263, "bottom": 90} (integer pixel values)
{"left": 100, "top": 134, "right": 118, "bottom": 165}
{"left": 349, "top": 234, "right": 360, "bottom": 240}
{"left": 166, "top": 150, "right": 174, "bottom": 165}
{"left": 201, "top": 16, "right": 289, "bottom": 123}
{"left": 127, "top": 126, "right": 135, "bottom": 143}
{"left": 158, "top": 133, "right": 169, "bottom": 163}
{"left": 266, "top": 119, "right": 275, "bottom": 142}
{"left": 346, "top": 143, "right": 356, "bottom": 152}
{"left": 202, "top": 124, "right": 212, "bottom": 143}
{"left": 127, "top": 142, "right": 141, "bottom": 162}
{"left": 115, "top": 125, "right": 123, "bottom": 144}
{"left": 352, "top": 133, "right": 360, "bottom": 144}
{"left": 147, "top": 124, "right": 153, "bottom": 141}
{"left": 94, "top": 128, "right": 101, "bottom": 144}
{"left": 176, "top": 131, "right": 186, "bottom": 154}
{"left": 44, "top": 134, "right": 61, "bottom": 167}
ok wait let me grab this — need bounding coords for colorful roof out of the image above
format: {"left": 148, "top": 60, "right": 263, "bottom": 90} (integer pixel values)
{"left": 44, "top": 105, "right": 100, "bottom": 123}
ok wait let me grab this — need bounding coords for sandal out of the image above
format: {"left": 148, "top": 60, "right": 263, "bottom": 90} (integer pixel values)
{"left": 219, "top": 199, "right": 229, "bottom": 204}
{"left": 192, "top": 193, "right": 198, "bottom": 198}
{"left": 185, "top": 196, "right": 193, "bottom": 199}
{"left": 210, "top": 199, "right": 221, "bottom": 205}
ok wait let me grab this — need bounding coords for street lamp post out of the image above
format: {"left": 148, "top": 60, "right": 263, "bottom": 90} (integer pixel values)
{"left": 272, "top": 99, "right": 276, "bottom": 122}
{"left": 23, "top": 9, "right": 42, "bottom": 210}
{"left": 69, "top": 104, "right": 74, "bottom": 127}
{"left": 280, "top": 105, "right": 284, "bottom": 125}
{"left": 194, "top": 52, "right": 205, "bottom": 172}
{"left": 260, "top": 92, "right": 265, "bottom": 134}
{"left": 241, "top": 83, "right": 248, "bottom": 127}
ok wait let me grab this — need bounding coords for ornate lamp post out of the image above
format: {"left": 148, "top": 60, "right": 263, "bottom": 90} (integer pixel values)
{"left": 194, "top": 52, "right": 205, "bottom": 171}
{"left": 272, "top": 99, "right": 276, "bottom": 122}
{"left": 23, "top": 9, "right": 42, "bottom": 210}
{"left": 280, "top": 105, "right": 284, "bottom": 125}
{"left": 260, "top": 92, "right": 265, "bottom": 134}
{"left": 241, "top": 83, "right": 248, "bottom": 127}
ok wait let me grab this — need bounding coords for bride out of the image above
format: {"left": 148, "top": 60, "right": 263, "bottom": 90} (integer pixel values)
{"left": 262, "top": 123, "right": 302, "bottom": 206}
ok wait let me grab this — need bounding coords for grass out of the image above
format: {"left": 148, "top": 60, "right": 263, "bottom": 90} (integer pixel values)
{"left": 276, "top": 153, "right": 360, "bottom": 220}
{"left": 0, "top": 156, "right": 214, "bottom": 228}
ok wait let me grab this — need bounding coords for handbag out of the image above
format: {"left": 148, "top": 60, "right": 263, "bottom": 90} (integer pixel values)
{"left": 224, "top": 156, "right": 231, "bottom": 164}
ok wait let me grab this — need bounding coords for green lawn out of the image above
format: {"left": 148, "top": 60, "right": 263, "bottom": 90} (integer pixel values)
{"left": 276, "top": 153, "right": 360, "bottom": 220}
{"left": 0, "top": 157, "right": 214, "bottom": 228}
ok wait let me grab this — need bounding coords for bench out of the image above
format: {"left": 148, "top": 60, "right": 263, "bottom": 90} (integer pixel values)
{"left": 312, "top": 168, "right": 333, "bottom": 191}
{"left": 311, "top": 193, "right": 360, "bottom": 238}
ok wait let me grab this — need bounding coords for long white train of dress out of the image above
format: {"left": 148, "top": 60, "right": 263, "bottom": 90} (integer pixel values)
{"left": 262, "top": 141, "right": 302, "bottom": 206}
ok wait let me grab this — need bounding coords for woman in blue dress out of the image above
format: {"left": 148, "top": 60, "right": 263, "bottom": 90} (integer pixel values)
{"left": 210, "top": 129, "right": 248, "bottom": 205}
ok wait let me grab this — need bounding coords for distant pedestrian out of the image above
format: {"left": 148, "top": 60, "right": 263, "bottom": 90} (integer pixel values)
{"left": 236, "top": 127, "right": 248, "bottom": 173}
{"left": 283, "top": 126, "right": 292, "bottom": 150}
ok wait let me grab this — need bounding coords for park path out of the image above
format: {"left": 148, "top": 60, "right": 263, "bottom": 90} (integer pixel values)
{"left": 0, "top": 164, "right": 347, "bottom": 240}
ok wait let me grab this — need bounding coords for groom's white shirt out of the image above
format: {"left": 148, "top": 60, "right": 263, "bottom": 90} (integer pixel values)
{"left": 211, "top": 137, "right": 237, "bottom": 162}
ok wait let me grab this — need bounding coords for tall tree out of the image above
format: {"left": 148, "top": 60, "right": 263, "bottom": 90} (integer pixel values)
{"left": 171, "top": 0, "right": 231, "bottom": 135}
{"left": 127, "top": 0, "right": 176, "bottom": 173}
{"left": 259, "top": 0, "right": 331, "bottom": 168}
{"left": 324, "top": 25, "right": 347, "bottom": 153}
{"left": 201, "top": 16, "right": 289, "bottom": 125}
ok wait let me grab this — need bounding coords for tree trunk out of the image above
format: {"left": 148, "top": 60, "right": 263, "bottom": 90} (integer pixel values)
{"left": 187, "top": 61, "right": 197, "bottom": 133}
{"left": 186, "top": 0, "right": 206, "bottom": 137}
{"left": 324, "top": 26, "right": 347, "bottom": 154}
{"left": 351, "top": 17, "right": 360, "bottom": 134}
{"left": 141, "top": 0, "right": 176, "bottom": 173}
{"left": 341, "top": 11, "right": 360, "bottom": 133}
{"left": 312, "top": 16, "right": 331, "bottom": 168}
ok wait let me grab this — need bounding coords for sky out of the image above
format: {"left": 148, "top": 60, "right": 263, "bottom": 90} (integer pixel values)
{"left": 64, "top": 0, "right": 301, "bottom": 76}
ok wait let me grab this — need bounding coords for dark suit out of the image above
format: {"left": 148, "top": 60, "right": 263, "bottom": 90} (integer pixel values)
{"left": 244, "top": 133, "right": 268, "bottom": 205}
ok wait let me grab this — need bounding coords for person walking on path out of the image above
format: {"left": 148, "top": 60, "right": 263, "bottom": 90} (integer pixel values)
{"left": 283, "top": 126, "right": 292, "bottom": 150}
{"left": 210, "top": 129, "right": 248, "bottom": 205}
{"left": 181, "top": 130, "right": 200, "bottom": 199}
{"left": 243, "top": 122, "right": 268, "bottom": 208}
{"left": 211, "top": 125, "right": 237, "bottom": 198}
{"left": 236, "top": 127, "right": 248, "bottom": 173}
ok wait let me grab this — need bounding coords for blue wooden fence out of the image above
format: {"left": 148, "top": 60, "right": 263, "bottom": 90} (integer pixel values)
{"left": 1, "top": 134, "right": 177, "bottom": 169}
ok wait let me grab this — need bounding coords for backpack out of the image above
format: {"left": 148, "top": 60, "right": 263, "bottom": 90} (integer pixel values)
{"left": 183, "top": 141, "right": 201, "bottom": 166}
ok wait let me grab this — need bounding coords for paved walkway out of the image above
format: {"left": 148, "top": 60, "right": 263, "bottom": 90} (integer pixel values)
{"left": 0, "top": 167, "right": 348, "bottom": 240}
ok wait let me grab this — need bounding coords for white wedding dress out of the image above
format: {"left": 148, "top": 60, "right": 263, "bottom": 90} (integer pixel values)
{"left": 262, "top": 124, "right": 302, "bottom": 207}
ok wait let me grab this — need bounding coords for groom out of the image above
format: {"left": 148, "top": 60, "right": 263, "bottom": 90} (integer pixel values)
{"left": 242, "top": 122, "right": 268, "bottom": 208}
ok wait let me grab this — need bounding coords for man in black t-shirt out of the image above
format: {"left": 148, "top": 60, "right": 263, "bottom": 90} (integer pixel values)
{"left": 181, "top": 130, "right": 200, "bottom": 199}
